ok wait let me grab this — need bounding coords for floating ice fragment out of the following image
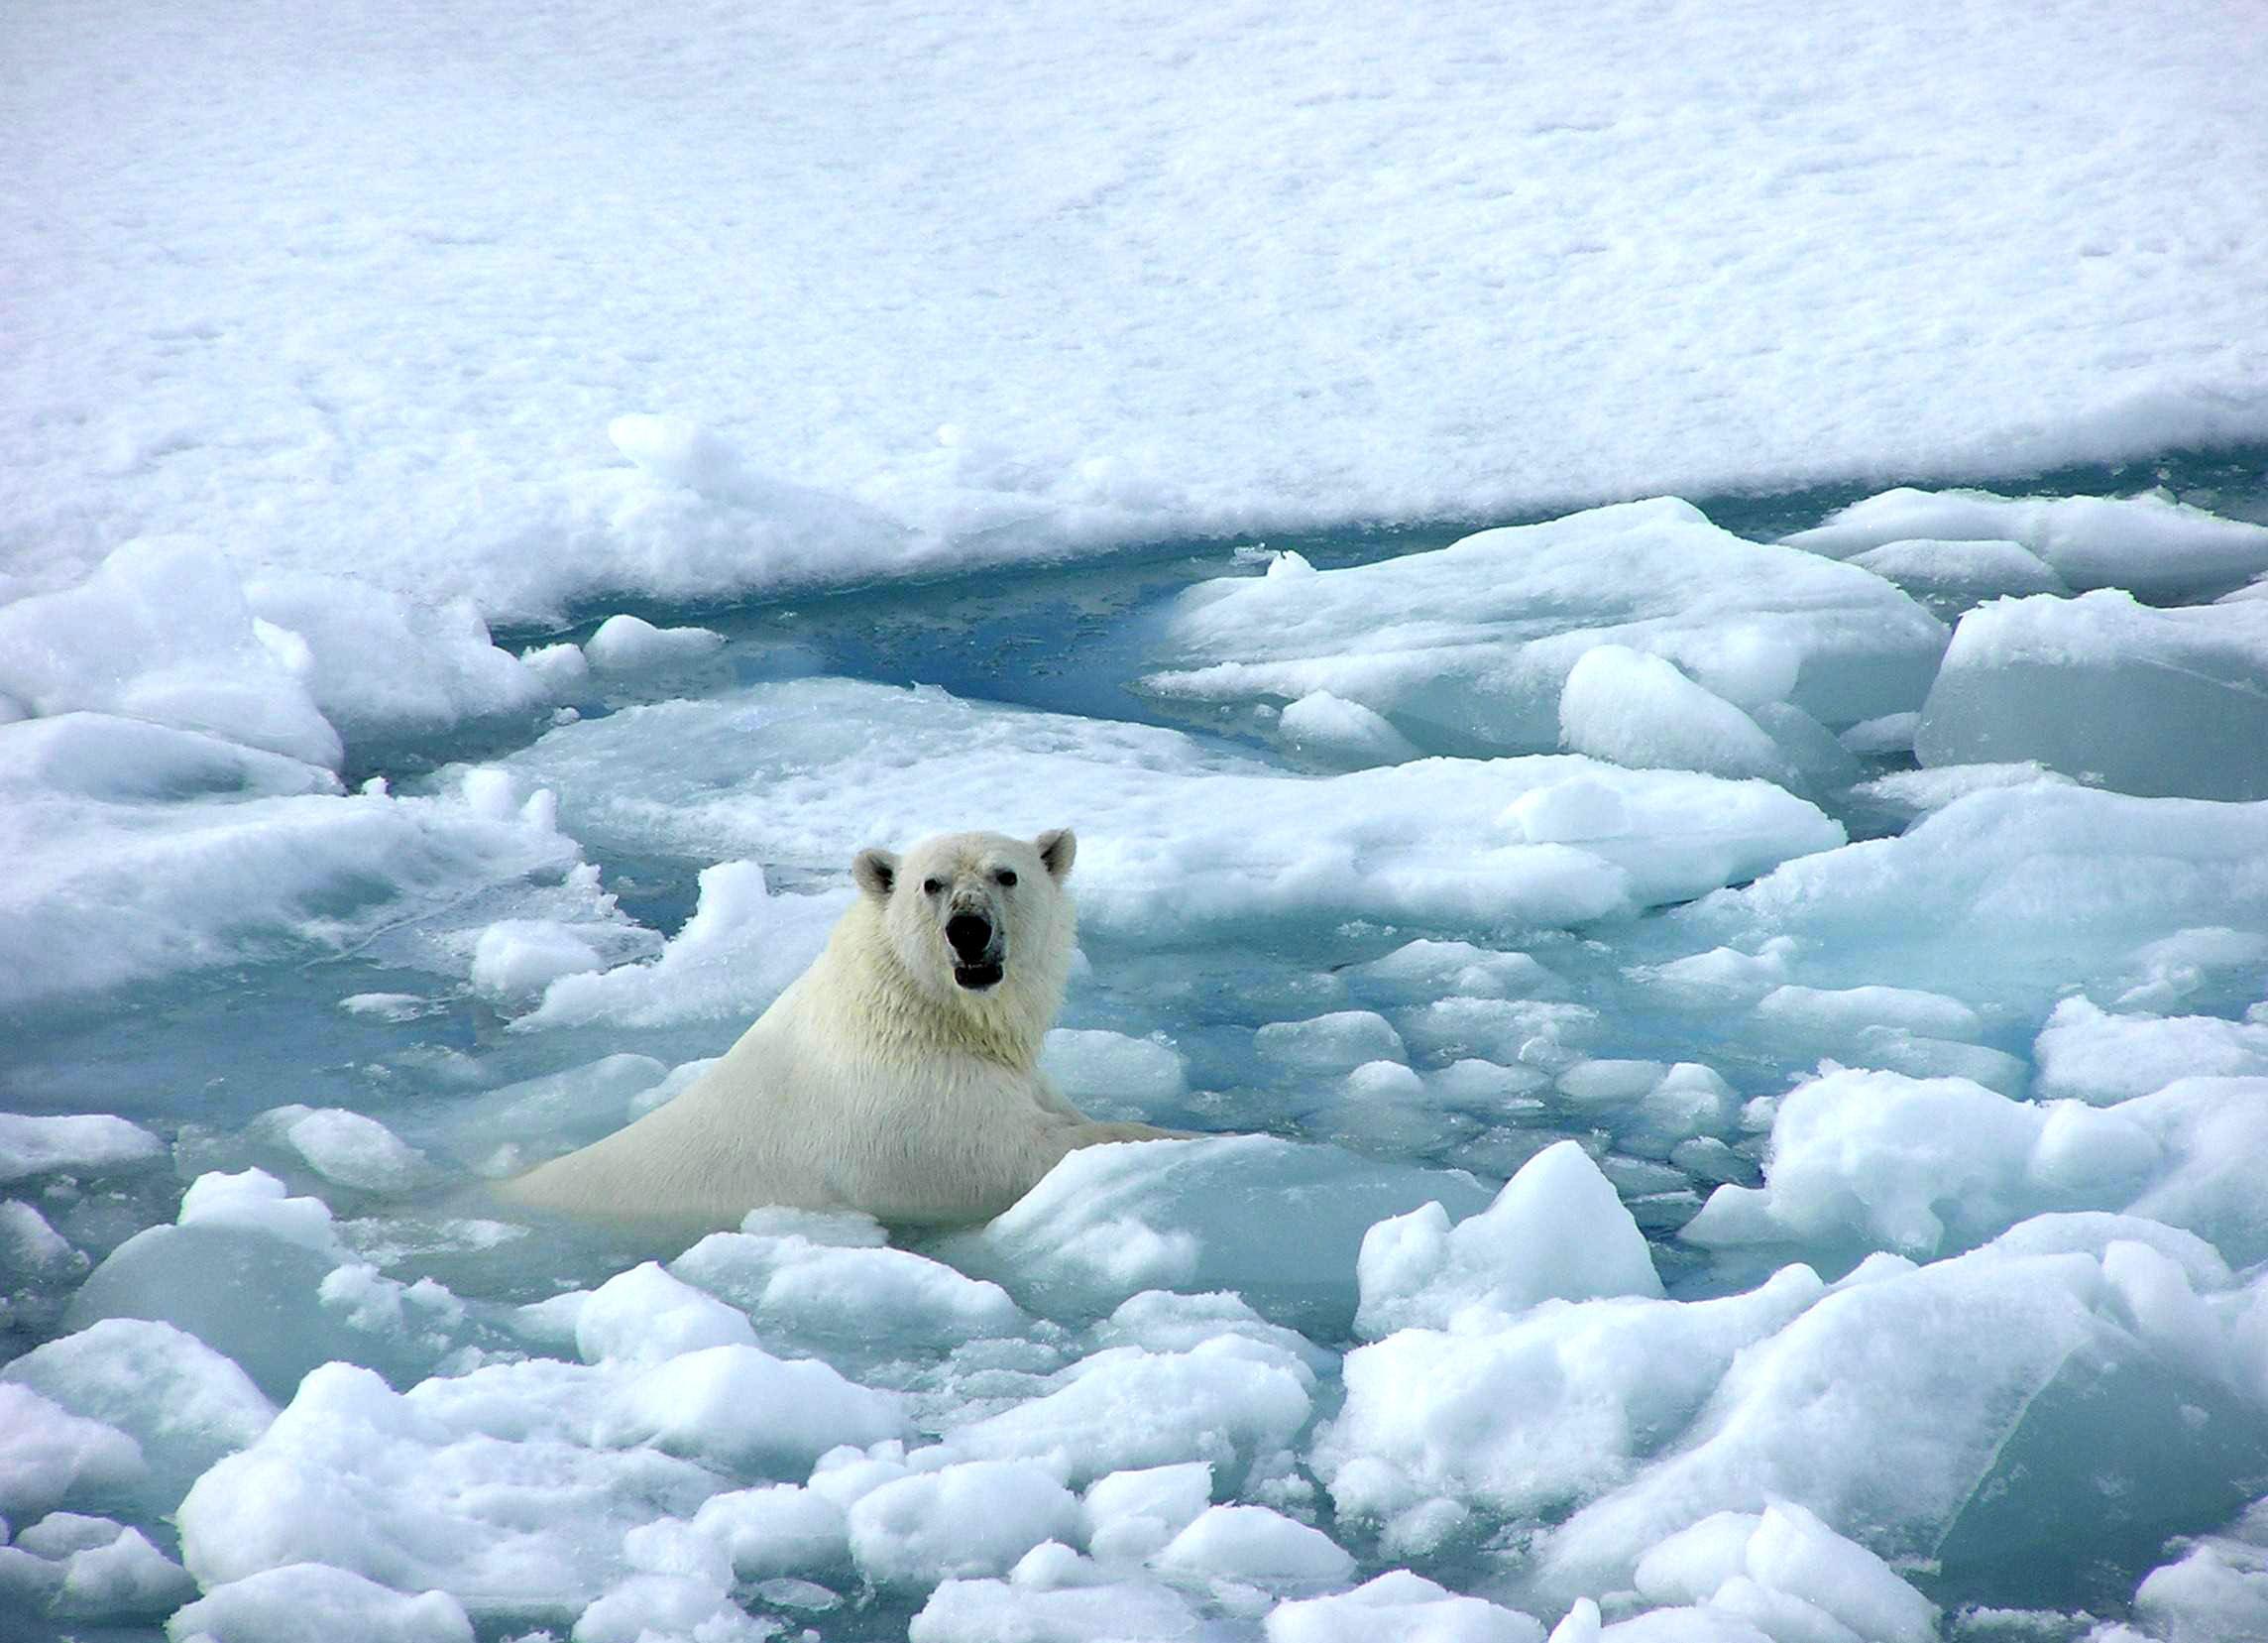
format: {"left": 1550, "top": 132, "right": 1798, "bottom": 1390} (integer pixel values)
{"left": 176, "top": 1359, "right": 717, "bottom": 1619}
{"left": 1915, "top": 590, "right": 2268, "bottom": 799}
{"left": 1673, "top": 782, "right": 2268, "bottom": 1014}
{"left": 1151, "top": 1502, "right": 1354, "bottom": 1589}
{"left": 1535, "top": 1234, "right": 2268, "bottom": 1608}
{"left": 1845, "top": 537, "right": 2068, "bottom": 619}
{"left": 940, "top": 1134, "right": 1492, "bottom": 1332}
{"left": 0, "top": 717, "right": 586, "bottom": 1008}
{"left": 1559, "top": 645, "right": 1795, "bottom": 785}
{"left": 0, "top": 1114, "right": 165, "bottom": 1185}
{"left": 2131, "top": 1536, "right": 2268, "bottom": 1643}
{"left": 1355, "top": 1140, "right": 1661, "bottom": 1338}
{"left": 178, "top": 1167, "right": 346, "bottom": 1259}
{"left": 166, "top": 1562, "right": 475, "bottom": 1643}
{"left": 1148, "top": 500, "right": 1943, "bottom": 754}
{"left": 1256, "top": 1010, "right": 1408, "bottom": 1072}
{"left": 2, "top": 1317, "right": 274, "bottom": 1509}
{"left": 575, "top": 1261, "right": 755, "bottom": 1364}
{"left": 491, "top": 677, "right": 1842, "bottom": 941}
{"left": 908, "top": 1573, "right": 1199, "bottom": 1642}
{"left": 941, "top": 1336, "right": 1312, "bottom": 1492}
{"left": 1754, "top": 983, "right": 1983, "bottom": 1041}
{"left": 1082, "top": 1463, "right": 1213, "bottom": 1566}
{"left": 1634, "top": 1500, "right": 1937, "bottom": 1643}
{"left": 40, "top": 1519, "right": 194, "bottom": 1618}
{"left": 673, "top": 1227, "right": 1025, "bottom": 1352}
{"left": 1318, "top": 1267, "right": 1823, "bottom": 1536}
{"left": 2034, "top": 996, "right": 2268, "bottom": 1105}
{"left": 524, "top": 863, "right": 850, "bottom": 1029}
{"left": 244, "top": 569, "right": 548, "bottom": 741}
{"left": 1278, "top": 689, "right": 1422, "bottom": 763}
{"left": 847, "top": 1460, "right": 1080, "bottom": 1585}
{"left": 253, "top": 1105, "right": 429, "bottom": 1194}
{"left": 677, "top": 1483, "right": 850, "bottom": 1582}
{"left": 582, "top": 612, "right": 726, "bottom": 673}
{"left": 0, "top": 535, "right": 341, "bottom": 767}
{"left": 1266, "top": 1569, "right": 1545, "bottom": 1643}
{"left": 603, "top": 1344, "right": 906, "bottom": 1474}
{"left": 1353, "top": 939, "right": 1561, "bottom": 1001}
{"left": 0, "top": 1383, "right": 144, "bottom": 1519}
{"left": 1679, "top": 1068, "right": 2159, "bottom": 1259}
{"left": 572, "top": 1569, "right": 775, "bottom": 1643}
{"left": 1848, "top": 761, "right": 2068, "bottom": 823}
{"left": 1786, "top": 487, "right": 2268, "bottom": 601}
{"left": 469, "top": 917, "right": 605, "bottom": 997}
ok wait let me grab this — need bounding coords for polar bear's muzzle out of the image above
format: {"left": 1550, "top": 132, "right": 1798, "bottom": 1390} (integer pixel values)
{"left": 946, "top": 910, "right": 1005, "bottom": 991}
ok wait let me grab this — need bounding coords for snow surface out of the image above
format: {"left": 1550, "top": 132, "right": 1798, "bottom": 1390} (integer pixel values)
{"left": 9, "top": 0, "right": 2268, "bottom": 621}
{"left": 8, "top": 2, "right": 2268, "bottom": 1640}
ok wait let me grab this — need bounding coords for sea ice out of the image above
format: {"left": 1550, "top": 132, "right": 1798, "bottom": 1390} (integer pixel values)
{"left": 0, "top": 537, "right": 341, "bottom": 768}
{"left": 601, "top": 1343, "right": 906, "bottom": 1474}
{"left": 1, "top": 1318, "right": 274, "bottom": 1511}
{"left": 1151, "top": 1502, "right": 1354, "bottom": 1589}
{"left": 0, "top": 722, "right": 592, "bottom": 1008}
{"left": 672, "top": 1225, "right": 1025, "bottom": 1356}
{"left": 1667, "top": 781, "right": 2268, "bottom": 1012}
{"left": 1558, "top": 646, "right": 1798, "bottom": 787}
{"left": 65, "top": 1176, "right": 471, "bottom": 1402}
{"left": 1148, "top": 501, "right": 1946, "bottom": 756}
{"left": 908, "top": 1573, "right": 1199, "bottom": 1643}
{"left": 487, "top": 675, "right": 1846, "bottom": 940}
{"left": 1915, "top": 590, "right": 2268, "bottom": 799}
{"left": 1265, "top": 1570, "right": 1544, "bottom": 1643}
{"left": 242, "top": 569, "right": 548, "bottom": 744}
{"left": 519, "top": 862, "right": 850, "bottom": 1029}
{"left": 937, "top": 1332, "right": 1314, "bottom": 1493}
{"left": 165, "top": 1562, "right": 474, "bottom": 1643}
{"left": 249, "top": 1105, "right": 430, "bottom": 1194}
{"left": 1632, "top": 1500, "right": 1935, "bottom": 1643}
{"left": 174, "top": 1359, "right": 721, "bottom": 1622}
{"left": 1786, "top": 488, "right": 2268, "bottom": 602}
{"left": 1354, "top": 1140, "right": 1662, "bottom": 1338}
{"left": 846, "top": 1460, "right": 1080, "bottom": 1585}
{"left": 0, "top": 1382, "right": 144, "bottom": 1520}
{"left": 0, "top": 1113, "right": 165, "bottom": 1185}
{"left": 1082, "top": 1462, "right": 1214, "bottom": 1565}
{"left": 2033, "top": 997, "right": 2268, "bottom": 1104}
{"left": 582, "top": 613, "right": 727, "bottom": 674}
{"left": 938, "top": 1134, "right": 1493, "bottom": 1332}
{"left": 1696, "top": 1066, "right": 2168, "bottom": 1261}
{"left": 1843, "top": 537, "right": 2069, "bottom": 621}
{"left": 1534, "top": 1232, "right": 2268, "bottom": 1607}
{"left": 1317, "top": 1267, "right": 1823, "bottom": 1544}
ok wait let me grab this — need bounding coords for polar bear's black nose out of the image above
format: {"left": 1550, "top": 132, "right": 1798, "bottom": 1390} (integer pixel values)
{"left": 946, "top": 912, "right": 994, "bottom": 962}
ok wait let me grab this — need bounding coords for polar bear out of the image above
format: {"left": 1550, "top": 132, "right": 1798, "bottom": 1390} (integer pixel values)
{"left": 500, "top": 827, "right": 1177, "bottom": 1229}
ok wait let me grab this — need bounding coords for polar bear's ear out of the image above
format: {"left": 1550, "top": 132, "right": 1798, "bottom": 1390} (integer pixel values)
{"left": 1036, "top": 828, "right": 1077, "bottom": 883}
{"left": 852, "top": 847, "right": 899, "bottom": 900}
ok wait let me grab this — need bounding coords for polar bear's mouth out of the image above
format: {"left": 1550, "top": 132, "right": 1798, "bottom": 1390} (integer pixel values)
{"left": 953, "top": 961, "right": 1005, "bottom": 991}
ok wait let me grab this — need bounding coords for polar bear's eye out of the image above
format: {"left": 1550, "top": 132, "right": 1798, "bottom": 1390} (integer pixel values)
{"left": 994, "top": 869, "right": 1018, "bottom": 887}
{"left": 921, "top": 878, "right": 943, "bottom": 896}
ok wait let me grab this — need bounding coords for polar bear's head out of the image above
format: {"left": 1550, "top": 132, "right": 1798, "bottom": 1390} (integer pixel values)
{"left": 851, "top": 828, "right": 1077, "bottom": 1020}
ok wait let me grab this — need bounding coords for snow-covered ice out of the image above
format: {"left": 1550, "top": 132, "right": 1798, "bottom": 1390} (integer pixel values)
{"left": 8, "top": 1, "right": 2268, "bottom": 1639}
{"left": 1146, "top": 500, "right": 1949, "bottom": 757}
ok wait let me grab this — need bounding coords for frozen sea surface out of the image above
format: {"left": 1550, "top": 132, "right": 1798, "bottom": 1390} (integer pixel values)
{"left": 10, "top": 0, "right": 2268, "bottom": 1636}
{"left": 9, "top": 451, "right": 2268, "bottom": 1643}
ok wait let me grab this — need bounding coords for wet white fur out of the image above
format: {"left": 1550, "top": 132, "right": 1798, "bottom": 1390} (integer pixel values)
{"left": 500, "top": 828, "right": 1171, "bottom": 1229}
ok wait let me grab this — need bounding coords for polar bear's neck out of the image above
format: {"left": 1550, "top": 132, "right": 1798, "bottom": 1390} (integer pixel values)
{"left": 813, "top": 900, "right": 1063, "bottom": 1073}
